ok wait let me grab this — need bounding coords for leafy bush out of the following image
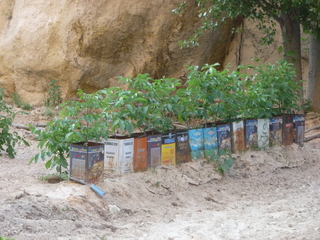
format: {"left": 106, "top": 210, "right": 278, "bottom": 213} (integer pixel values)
{"left": 245, "top": 60, "right": 302, "bottom": 117}
{"left": 184, "top": 59, "right": 302, "bottom": 122}
{"left": 12, "top": 92, "right": 32, "bottom": 110}
{"left": 118, "top": 74, "right": 181, "bottom": 133}
{"left": 12, "top": 92, "right": 23, "bottom": 106}
{"left": 43, "top": 106, "right": 56, "bottom": 118}
{"left": 0, "top": 90, "right": 29, "bottom": 158}
{"left": 30, "top": 59, "right": 302, "bottom": 174}
{"left": 30, "top": 88, "right": 114, "bottom": 173}
{"left": 302, "top": 98, "right": 312, "bottom": 113}
{"left": 45, "top": 80, "right": 62, "bottom": 108}
{"left": 30, "top": 118, "right": 77, "bottom": 173}
{"left": 208, "top": 149, "right": 234, "bottom": 175}
{"left": 185, "top": 63, "right": 247, "bottom": 123}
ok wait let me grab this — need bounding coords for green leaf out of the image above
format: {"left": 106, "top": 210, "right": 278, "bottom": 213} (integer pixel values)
{"left": 33, "top": 154, "right": 40, "bottom": 163}
{"left": 59, "top": 157, "right": 68, "bottom": 168}
{"left": 126, "top": 104, "right": 134, "bottom": 113}
{"left": 126, "top": 122, "right": 135, "bottom": 135}
{"left": 22, "top": 138, "right": 30, "bottom": 147}
{"left": 45, "top": 160, "right": 52, "bottom": 169}
{"left": 119, "top": 120, "right": 125, "bottom": 130}
{"left": 132, "top": 97, "right": 147, "bottom": 103}
{"left": 40, "top": 151, "right": 47, "bottom": 161}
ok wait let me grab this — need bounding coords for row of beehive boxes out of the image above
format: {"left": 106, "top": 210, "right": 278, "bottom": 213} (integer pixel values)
{"left": 69, "top": 114, "right": 305, "bottom": 183}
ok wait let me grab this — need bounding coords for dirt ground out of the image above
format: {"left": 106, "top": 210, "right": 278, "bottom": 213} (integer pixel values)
{"left": 1, "top": 109, "right": 320, "bottom": 240}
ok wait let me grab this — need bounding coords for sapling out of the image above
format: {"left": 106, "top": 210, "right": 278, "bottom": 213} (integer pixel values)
{"left": 0, "top": 89, "right": 29, "bottom": 158}
{"left": 30, "top": 88, "right": 115, "bottom": 173}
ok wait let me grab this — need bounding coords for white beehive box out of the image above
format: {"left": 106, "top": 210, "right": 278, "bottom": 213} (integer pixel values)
{"left": 103, "top": 137, "right": 134, "bottom": 176}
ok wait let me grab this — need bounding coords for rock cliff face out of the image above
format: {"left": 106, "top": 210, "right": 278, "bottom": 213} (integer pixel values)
{"left": 0, "top": 0, "right": 241, "bottom": 104}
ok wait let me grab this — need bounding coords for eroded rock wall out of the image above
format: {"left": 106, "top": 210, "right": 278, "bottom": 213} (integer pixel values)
{"left": 0, "top": 0, "right": 240, "bottom": 104}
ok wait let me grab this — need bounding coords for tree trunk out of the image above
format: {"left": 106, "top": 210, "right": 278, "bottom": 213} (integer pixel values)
{"left": 307, "top": 35, "right": 320, "bottom": 112}
{"left": 278, "top": 13, "right": 304, "bottom": 113}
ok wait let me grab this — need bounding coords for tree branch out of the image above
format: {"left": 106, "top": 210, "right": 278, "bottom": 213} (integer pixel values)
{"left": 305, "top": 124, "right": 320, "bottom": 133}
{"left": 305, "top": 133, "right": 320, "bottom": 142}
{"left": 12, "top": 123, "right": 46, "bottom": 130}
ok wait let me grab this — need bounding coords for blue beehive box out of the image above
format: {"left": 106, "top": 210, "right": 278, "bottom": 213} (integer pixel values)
{"left": 203, "top": 127, "right": 218, "bottom": 157}
{"left": 188, "top": 128, "right": 204, "bottom": 160}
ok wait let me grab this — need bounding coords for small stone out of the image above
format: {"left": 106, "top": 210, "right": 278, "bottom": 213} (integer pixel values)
{"left": 108, "top": 205, "right": 121, "bottom": 215}
{"left": 15, "top": 191, "right": 26, "bottom": 199}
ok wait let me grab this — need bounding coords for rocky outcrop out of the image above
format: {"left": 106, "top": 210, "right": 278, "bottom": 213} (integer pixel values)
{"left": 0, "top": 0, "right": 241, "bottom": 104}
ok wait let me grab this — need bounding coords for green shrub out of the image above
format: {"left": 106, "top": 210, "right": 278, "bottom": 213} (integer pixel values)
{"left": 30, "top": 88, "right": 114, "bottom": 173}
{"left": 208, "top": 149, "right": 234, "bottom": 175}
{"left": 43, "top": 106, "right": 56, "bottom": 118}
{"left": 12, "top": 92, "right": 23, "bottom": 106}
{"left": 21, "top": 102, "right": 31, "bottom": 110}
{"left": 302, "top": 98, "right": 312, "bottom": 113}
{"left": 184, "top": 59, "right": 302, "bottom": 122}
{"left": 30, "top": 59, "right": 302, "bottom": 175}
{"left": 118, "top": 74, "right": 181, "bottom": 133}
{"left": 0, "top": 90, "right": 29, "bottom": 158}
{"left": 248, "top": 59, "right": 302, "bottom": 117}
{"left": 45, "top": 80, "right": 62, "bottom": 108}
{"left": 11, "top": 92, "right": 32, "bottom": 110}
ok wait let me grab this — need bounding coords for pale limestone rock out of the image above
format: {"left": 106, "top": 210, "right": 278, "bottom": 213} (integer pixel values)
{"left": 0, "top": 0, "right": 240, "bottom": 104}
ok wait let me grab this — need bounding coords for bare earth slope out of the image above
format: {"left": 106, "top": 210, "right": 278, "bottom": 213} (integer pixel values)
{"left": 0, "top": 112, "right": 320, "bottom": 240}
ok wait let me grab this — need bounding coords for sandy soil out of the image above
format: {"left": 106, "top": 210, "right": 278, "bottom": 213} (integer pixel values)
{"left": 0, "top": 109, "right": 320, "bottom": 240}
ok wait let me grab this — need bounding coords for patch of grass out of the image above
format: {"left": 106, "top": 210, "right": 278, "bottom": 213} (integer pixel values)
{"left": 43, "top": 106, "right": 55, "bottom": 118}
{"left": 0, "top": 237, "right": 15, "bottom": 240}
{"left": 12, "top": 92, "right": 32, "bottom": 110}
{"left": 12, "top": 92, "right": 22, "bottom": 106}
{"left": 153, "top": 181, "right": 161, "bottom": 187}
{"left": 151, "top": 167, "right": 158, "bottom": 174}
{"left": 38, "top": 172, "right": 69, "bottom": 182}
{"left": 302, "top": 98, "right": 312, "bottom": 113}
{"left": 21, "top": 102, "right": 32, "bottom": 110}
{"left": 56, "top": 205, "right": 71, "bottom": 215}
{"left": 95, "top": 235, "right": 108, "bottom": 240}
{"left": 60, "top": 206, "right": 70, "bottom": 212}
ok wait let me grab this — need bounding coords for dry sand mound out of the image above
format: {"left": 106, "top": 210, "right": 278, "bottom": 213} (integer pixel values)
{"left": 0, "top": 111, "right": 320, "bottom": 240}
